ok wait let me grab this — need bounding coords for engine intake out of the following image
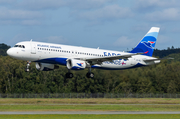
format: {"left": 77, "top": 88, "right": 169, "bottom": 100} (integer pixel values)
{"left": 66, "top": 59, "right": 86, "bottom": 70}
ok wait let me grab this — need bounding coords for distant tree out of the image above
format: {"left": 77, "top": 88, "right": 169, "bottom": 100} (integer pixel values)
{"left": 0, "top": 43, "right": 11, "bottom": 56}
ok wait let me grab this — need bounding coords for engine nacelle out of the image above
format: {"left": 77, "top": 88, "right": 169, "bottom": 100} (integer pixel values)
{"left": 66, "top": 59, "right": 86, "bottom": 70}
{"left": 36, "top": 63, "right": 59, "bottom": 71}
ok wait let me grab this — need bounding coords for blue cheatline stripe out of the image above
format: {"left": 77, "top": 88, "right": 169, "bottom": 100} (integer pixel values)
{"left": 35, "top": 57, "right": 67, "bottom": 65}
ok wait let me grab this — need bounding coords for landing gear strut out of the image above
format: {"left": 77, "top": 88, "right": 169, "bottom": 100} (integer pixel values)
{"left": 25, "top": 61, "right": 31, "bottom": 72}
{"left": 86, "top": 67, "right": 94, "bottom": 78}
{"left": 65, "top": 70, "right": 73, "bottom": 78}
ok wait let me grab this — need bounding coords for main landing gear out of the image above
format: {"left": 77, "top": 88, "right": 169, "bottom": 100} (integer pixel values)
{"left": 66, "top": 70, "right": 74, "bottom": 78}
{"left": 86, "top": 67, "right": 94, "bottom": 78}
{"left": 65, "top": 68, "right": 94, "bottom": 79}
{"left": 86, "top": 72, "right": 94, "bottom": 78}
{"left": 25, "top": 61, "right": 31, "bottom": 72}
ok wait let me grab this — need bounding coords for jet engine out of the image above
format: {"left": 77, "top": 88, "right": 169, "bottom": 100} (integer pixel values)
{"left": 66, "top": 59, "right": 86, "bottom": 70}
{"left": 36, "top": 63, "right": 59, "bottom": 71}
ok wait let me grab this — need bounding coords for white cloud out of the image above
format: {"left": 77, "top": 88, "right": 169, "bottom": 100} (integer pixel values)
{"left": 155, "top": 35, "right": 174, "bottom": 49}
{"left": 37, "top": 36, "right": 68, "bottom": 44}
{"left": 0, "top": 8, "right": 44, "bottom": 20}
{"left": 134, "top": 0, "right": 180, "bottom": 11}
{"left": 21, "top": 20, "right": 42, "bottom": 26}
{"left": 157, "top": 35, "right": 172, "bottom": 44}
{"left": 0, "top": 0, "right": 15, "bottom": 4}
{"left": 0, "top": 0, "right": 122, "bottom": 26}
{"left": 47, "top": 36, "right": 67, "bottom": 44}
{"left": 18, "top": 0, "right": 66, "bottom": 10}
{"left": 66, "top": 0, "right": 116, "bottom": 10}
{"left": 74, "top": 5, "right": 133, "bottom": 21}
{"left": 0, "top": 8, "right": 44, "bottom": 25}
{"left": 7, "top": 34, "right": 30, "bottom": 46}
{"left": 145, "top": 8, "right": 180, "bottom": 22}
{"left": 18, "top": 0, "right": 116, "bottom": 10}
{"left": 113, "top": 36, "right": 135, "bottom": 48}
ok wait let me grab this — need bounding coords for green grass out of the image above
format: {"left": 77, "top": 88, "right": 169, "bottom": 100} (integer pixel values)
{"left": 0, "top": 114, "right": 180, "bottom": 119}
{"left": 1, "top": 98, "right": 180, "bottom": 104}
{"left": 1, "top": 98, "right": 180, "bottom": 112}
{"left": 0, "top": 104, "right": 180, "bottom": 111}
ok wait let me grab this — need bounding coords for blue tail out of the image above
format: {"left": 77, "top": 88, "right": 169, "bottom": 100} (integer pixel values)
{"left": 130, "top": 27, "right": 160, "bottom": 56}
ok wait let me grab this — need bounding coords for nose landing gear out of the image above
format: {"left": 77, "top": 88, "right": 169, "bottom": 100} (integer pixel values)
{"left": 25, "top": 61, "right": 31, "bottom": 72}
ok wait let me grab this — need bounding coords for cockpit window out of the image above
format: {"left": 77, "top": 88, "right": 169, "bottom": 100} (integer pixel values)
{"left": 14, "top": 45, "right": 25, "bottom": 48}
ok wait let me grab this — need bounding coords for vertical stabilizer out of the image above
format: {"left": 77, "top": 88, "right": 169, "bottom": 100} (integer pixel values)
{"left": 130, "top": 27, "right": 160, "bottom": 56}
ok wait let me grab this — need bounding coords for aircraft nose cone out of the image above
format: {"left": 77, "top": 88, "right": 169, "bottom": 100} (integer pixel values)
{"left": 7, "top": 48, "right": 13, "bottom": 57}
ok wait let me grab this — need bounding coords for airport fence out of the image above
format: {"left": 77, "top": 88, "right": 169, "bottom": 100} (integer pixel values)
{"left": 0, "top": 93, "right": 180, "bottom": 98}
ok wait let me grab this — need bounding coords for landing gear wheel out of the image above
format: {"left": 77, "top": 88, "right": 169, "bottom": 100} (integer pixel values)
{"left": 25, "top": 68, "right": 29, "bottom": 72}
{"left": 86, "top": 72, "right": 94, "bottom": 78}
{"left": 25, "top": 61, "right": 31, "bottom": 72}
{"left": 66, "top": 72, "right": 74, "bottom": 78}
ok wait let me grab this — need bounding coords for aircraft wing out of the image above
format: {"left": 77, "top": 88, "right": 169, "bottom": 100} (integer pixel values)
{"left": 78, "top": 53, "right": 140, "bottom": 65}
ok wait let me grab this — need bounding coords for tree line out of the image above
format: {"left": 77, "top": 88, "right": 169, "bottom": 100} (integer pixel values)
{"left": 0, "top": 43, "right": 180, "bottom": 94}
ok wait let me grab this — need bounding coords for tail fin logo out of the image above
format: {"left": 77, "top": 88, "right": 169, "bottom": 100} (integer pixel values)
{"left": 141, "top": 41, "right": 155, "bottom": 49}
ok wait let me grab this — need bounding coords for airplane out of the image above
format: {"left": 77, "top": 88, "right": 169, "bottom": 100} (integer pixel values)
{"left": 7, "top": 27, "right": 163, "bottom": 78}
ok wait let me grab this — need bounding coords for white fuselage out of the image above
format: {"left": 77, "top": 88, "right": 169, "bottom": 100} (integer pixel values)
{"left": 7, "top": 41, "right": 160, "bottom": 70}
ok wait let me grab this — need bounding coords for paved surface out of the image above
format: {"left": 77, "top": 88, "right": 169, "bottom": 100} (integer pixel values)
{"left": 0, "top": 111, "right": 180, "bottom": 114}
{"left": 1, "top": 104, "right": 180, "bottom": 105}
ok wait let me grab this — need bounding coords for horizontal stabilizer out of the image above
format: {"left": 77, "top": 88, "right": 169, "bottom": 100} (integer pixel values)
{"left": 143, "top": 57, "right": 174, "bottom": 62}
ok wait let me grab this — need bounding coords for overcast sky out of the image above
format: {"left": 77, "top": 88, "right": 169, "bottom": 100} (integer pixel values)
{"left": 0, "top": 0, "right": 180, "bottom": 51}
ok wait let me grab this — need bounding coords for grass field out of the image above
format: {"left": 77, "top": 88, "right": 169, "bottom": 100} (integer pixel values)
{"left": 0, "top": 114, "right": 180, "bottom": 119}
{"left": 0, "top": 98, "right": 180, "bottom": 104}
{"left": 0, "top": 104, "right": 180, "bottom": 111}
{"left": 0, "top": 98, "right": 180, "bottom": 112}
{"left": 0, "top": 98, "right": 179, "bottom": 119}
